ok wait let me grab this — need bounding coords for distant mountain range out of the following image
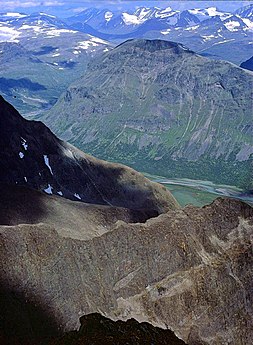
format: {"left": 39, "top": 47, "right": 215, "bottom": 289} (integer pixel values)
{"left": 65, "top": 4, "right": 253, "bottom": 64}
{"left": 43, "top": 39, "right": 253, "bottom": 189}
{"left": 0, "top": 4, "right": 252, "bottom": 116}
{"left": 0, "top": 4, "right": 252, "bottom": 64}
{"left": 0, "top": 12, "right": 112, "bottom": 115}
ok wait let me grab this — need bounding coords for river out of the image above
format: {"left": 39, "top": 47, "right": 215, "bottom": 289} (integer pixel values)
{"left": 145, "top": 174, "right": 253, "bottom": 207}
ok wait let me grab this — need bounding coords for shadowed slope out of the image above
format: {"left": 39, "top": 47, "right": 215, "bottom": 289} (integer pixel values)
{"left": 49, "top": 313, "right": 186, "bottom": 345}
{"left": 0, "top": 184, "right": 158, "bottom": 240}
{"left": 0, "top": 95, "right": 178, "bottom": 213}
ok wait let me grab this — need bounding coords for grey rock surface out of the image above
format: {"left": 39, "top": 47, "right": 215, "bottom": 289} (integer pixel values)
{"left": 1, "top": 195, "right": 252, "bottom": 344}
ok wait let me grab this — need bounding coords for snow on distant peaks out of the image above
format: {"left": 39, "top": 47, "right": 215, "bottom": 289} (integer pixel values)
{"left": 241, "top": 18, "right": 253, "bottom": 30}
{"left": 105, "top": 11, "right": 113, "bottom": 22}
{"left": 38, "top": 12, "right": 56, "bottom": 18}
{"left": 224, "top": 20, "right": 241, "bottom": 32}
{"left": 122, "top": 8, "right": 152, "bottom": 25}
{"left": 160, "top": 7, "right": 173, "bottom": 13}
{"left": 206, "top": 7, "right": 223, "bottom": 16}
{"left": 3, "top": 12, "right": 27, "bottom": 18}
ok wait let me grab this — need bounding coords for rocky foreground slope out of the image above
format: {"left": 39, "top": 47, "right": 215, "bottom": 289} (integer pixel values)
{"left": 0, "top": 194, "right": 252, "bottom": 344}
{"left": 44, "top": 39, "right": 253, "bottom": 188}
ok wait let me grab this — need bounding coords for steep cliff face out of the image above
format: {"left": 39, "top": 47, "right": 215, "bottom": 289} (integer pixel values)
{"left": 0, "top": 95, "right": 178, "bottom": 213}
{"left": 1, "top": 193, "right": 252, "bottom": 345}
{"left": 44, "top": 39, "right": 253, "bottom": 188}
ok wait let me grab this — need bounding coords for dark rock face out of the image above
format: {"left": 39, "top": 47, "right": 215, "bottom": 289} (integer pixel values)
{"left": 0, "top": 194, "right": 252, "bottom": 344}
{"left": 0, "top": 95, "right": 178, "bottom": 213}
{"left": 44, "top": 39, "right": 253, "bottom": 188}
{"left": 49, "top": 313, "right": 186, "bottom": 345}
{"left": 240, "top": 56, "right": 253, "bottom": 71}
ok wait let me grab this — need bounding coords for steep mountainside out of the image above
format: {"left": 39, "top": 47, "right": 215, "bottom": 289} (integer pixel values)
{"left": 0, "top": 184, "right": 157, "bottom": 240}
{"left": 0, "top": 95, "right": 178, "bottom": 213}
{"left": 240, "top": 56, "right": 253, "bottom": 71}
{"left": 1, "top": 195, "right": 252, "bottom": 344}
{"left": 44, "top": 39, "right": 253, "bottom": 188}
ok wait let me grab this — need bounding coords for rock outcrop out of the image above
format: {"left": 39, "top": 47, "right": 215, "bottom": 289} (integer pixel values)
{"left": 1, "top": 193, "right": 252, "bottom": 344}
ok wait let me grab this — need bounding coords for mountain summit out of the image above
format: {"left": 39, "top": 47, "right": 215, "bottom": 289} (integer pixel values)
{"left": 44, "top": 39, "right": 253, "bottom": 188}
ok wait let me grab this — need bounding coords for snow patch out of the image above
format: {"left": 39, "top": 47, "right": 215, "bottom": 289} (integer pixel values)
{"left": 57, "top": 191, "right": 63, "bottom": 196}
{"left": 122, "top": 12, "right": 147, "bottom": 25}
{"left": 38, "top": 12, "right": 56, "bottom": 18}
{"left": 185, "top": 25, "right": 199, "bottom": 31}
{"left": 46, "top": 28, "right": 77, "bottom": 37}
{"left": 44, "top": 184, "right": 53, "bottom": 194}
{"left": 89, "top": 36, "right": 109, "bottom": 45}
{"left": 43, "top": 155, "right": 53, "bottom": 175}
{"left": 24, "top": 176, "right": 27, "bottom": 182}
{"left": 0, "top": 24, "right": 20, "bottom": 42}
{"left": 105, "top": 11, "right": 113, "bottom": 22}
{"left": 161, "top": 28, "right": 171, "bottom": 35}
{"left": 74, "top": 193, "right": 81, "bottom": 200}
{"left": 202, "top": 34, "right": 216, "bottom": 41}
{"left": 21, "top": 137, "right": 28, "bottom": 150}
{"left": 241, "top": 18, "right": 253, "bottom": 30}
{"left": 19, "top": 152, "right": 24, "bottom": 159}
{"left": 3, "top": 12, "right": 27, "bottom": 18}
{"left": 224, "top": 20, "right": 241, "bottom": 32}
{"left": 213, "top": 39, "right": 235, "bottom": 45}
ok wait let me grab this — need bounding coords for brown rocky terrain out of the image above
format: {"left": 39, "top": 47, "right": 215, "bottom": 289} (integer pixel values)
{"left": 0, "top": 190, "right": 252, "bottom": 345}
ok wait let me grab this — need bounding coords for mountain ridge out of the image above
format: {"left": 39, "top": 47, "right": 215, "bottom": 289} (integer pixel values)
{"left": 0, "top": 94, "right": 179, "bottom": 213}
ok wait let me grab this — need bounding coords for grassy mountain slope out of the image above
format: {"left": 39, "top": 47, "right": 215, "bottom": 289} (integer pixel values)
{"left": 44, "top": 39, "right": 253, "bottom": 188}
